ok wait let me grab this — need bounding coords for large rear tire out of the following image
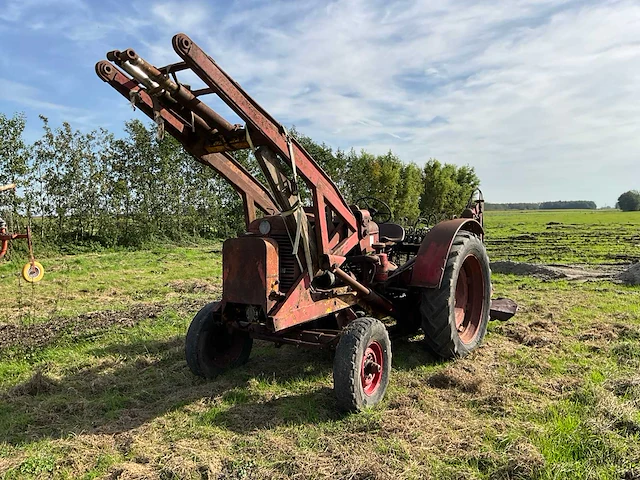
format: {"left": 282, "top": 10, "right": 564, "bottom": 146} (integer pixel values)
{"left": 185, "top": 302, "right": 253, "bottom": 378}
{"left": 420, "top": 231, "right": 491, "bottom": 359}
{"left": 333, "top": 317, "right": 392, "bottom": 412}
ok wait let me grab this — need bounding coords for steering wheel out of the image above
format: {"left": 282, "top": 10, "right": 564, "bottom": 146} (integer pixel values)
{"left": 355, "top": 196, "right": 393, "bottom": 224}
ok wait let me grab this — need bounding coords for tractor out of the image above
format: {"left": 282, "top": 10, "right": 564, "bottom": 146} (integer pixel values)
{"left": 96, "top": 34, "right": 516, "bottom": 411}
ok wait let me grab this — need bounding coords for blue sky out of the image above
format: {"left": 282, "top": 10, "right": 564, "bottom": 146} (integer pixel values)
{"left": 1, "top": 0, "right": 638, "bottom": 207}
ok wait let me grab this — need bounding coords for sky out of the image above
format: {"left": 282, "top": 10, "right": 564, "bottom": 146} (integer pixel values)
{"left": 0, "top": 0, "right": 638, "bottom": 207}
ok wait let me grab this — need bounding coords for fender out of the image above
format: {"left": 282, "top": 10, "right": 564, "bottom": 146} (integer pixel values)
{"left": 409, "top": 218, "right": 484, "bottom": 289}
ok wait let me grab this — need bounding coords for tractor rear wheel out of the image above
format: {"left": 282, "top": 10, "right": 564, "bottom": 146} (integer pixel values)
{"left": 420, "top": 231, "right": 491, "bottom": 359}
{"left": 185, "top": 302, "right": 253, "bottom": 378}
{"left": 333, "top": 317, "right": 391, "bottom": 411}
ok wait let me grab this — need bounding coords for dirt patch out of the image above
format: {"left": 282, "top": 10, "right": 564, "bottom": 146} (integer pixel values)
{"left": 497, "top": 438, "right": 546, "bottom": 479}
{"left": 9, "top": 369, "right": 58, "bottom": 396}
{"left": 616, "top": 263, "right": 640, "bottom": 286}
{"left": 108, "top": 462, "right": 160, "bottom": 480}
{"left": 0, "top": 301, "right": 204, "bottom": 351}
{"left": 497, "top": 319, "right": 559, "bottom": 347}
{"left": 577, "top": 323, "right": 618, "bottom": 342}
{"left": 167, "top": 279, "right": 220, "bottom": 294}
{"left": 608, "top": 375, "right": 640, "bottom": 400}
{"left": 491, "top": 260, "right": 621, "bottom": 281}
{"left": 427, "top": 365, "right": 485, "bottom": 393}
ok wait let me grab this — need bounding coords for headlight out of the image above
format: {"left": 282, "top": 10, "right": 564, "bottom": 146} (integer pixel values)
{"left": 259, "top": 220, "right": 271, "bottom": 235}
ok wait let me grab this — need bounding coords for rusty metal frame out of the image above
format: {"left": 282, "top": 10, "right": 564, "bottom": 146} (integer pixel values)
{"left": 170, "top": 34, "right": 359, "bottom": 255}
{"left": 0, "top": 232, "right": 28, "bottom": 259}
{"left": 250, "top": 324, "right": 342, "bottom": 349}
{"left": 96, "top": 34, "right": 379, "bottom": 335}
{"left": 0, "top": 226, "right": 36, "bottom": 267}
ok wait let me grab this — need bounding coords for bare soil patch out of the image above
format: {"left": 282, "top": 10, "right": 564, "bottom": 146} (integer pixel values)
{"left": 496, "top": 318, "right": 559, "bottom": 347}
{"left": 491, "top": 260, "right": 623, "bottom": 281}
{"left": 426, "top": 365, "right": 485, "bottom": 394}
{"left": 167, "top": 279, "right": 220, "bottom": 294}
{"left": 0, "top": 300, "right": 204, "bottom": 351}
{"left": 107, "top": 462, "right": 160, "bottom": 480}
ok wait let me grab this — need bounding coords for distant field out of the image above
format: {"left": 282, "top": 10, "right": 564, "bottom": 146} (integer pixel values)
{"left": 0, "top": 210, "right": 639, "bottom": 479}
{"left": 485, "top": 209, "right": 640, "bottom": 264}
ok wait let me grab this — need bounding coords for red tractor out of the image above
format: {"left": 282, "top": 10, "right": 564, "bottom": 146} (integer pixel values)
{"left": 96, "top": 34, "right": 515, "bottom": 411}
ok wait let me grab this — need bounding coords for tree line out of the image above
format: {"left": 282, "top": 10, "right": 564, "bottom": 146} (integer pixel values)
{"left": 0, "top": 112, "right": 480, "bottom": 250}
{"left": 485, "top": 200, "right": 597, "bottom": 211}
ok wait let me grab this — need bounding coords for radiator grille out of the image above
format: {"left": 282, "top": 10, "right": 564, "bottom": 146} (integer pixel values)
{"left": 270, "top": 231, "right": 298, "bottom": 292}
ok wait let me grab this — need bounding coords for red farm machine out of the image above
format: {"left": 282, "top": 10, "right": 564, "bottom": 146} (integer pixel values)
{"left": 0, "top": 183, "right": 44, "bottom": 283}
{"left": 96, "top": 34, "right": 515, "bottom": 411}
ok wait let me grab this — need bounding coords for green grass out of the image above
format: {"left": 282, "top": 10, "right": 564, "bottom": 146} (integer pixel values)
{"left": 1, "top": 210, "right": 640, "bottom": 478}
{"left": 484, "top": 209, "right": 640, "bottom": 264}
{"left": 0, "top": 245, "right": 223, "bottom": 324}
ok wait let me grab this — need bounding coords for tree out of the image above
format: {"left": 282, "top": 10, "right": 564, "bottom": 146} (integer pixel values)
{"left": 617, "top": 190, "right": 640, "bottom": 212}
{"left": 0, "top": 113, "right": 30, "bottom": 228}
{"left": 395, "top": 162, "right": 422, "bottom": 223}
{"left": 420, "top": 159, "right": 480, "bottom": 218}
{"left": 343, "top": 150, "right": 403, "bottom": 219}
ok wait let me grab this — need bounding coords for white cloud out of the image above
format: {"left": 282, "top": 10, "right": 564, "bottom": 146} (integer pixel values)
{"left": 170, "top": 0, "right": 637, "bottom": 205}
{"left": 1, "top": 0, "right": 639, "bottom": 205}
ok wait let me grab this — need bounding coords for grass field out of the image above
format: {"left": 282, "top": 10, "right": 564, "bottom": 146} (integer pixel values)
{"left": 484, "top": 209, "right": 640, "bottom": 265}
{"left": 1, "top": 210, "right": 639, "bottom": 479}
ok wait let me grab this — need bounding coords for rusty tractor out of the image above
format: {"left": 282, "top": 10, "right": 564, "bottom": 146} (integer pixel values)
{"left": 0, "top": 184, "right": 44, "bottom": 283}
{"left": 96, "top": 34, "right": 516, "bottom": 411}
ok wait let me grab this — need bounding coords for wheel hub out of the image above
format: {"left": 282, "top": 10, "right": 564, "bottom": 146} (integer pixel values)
{"left": 361, "top": 341, "right": 384, "bottom": 395}
{"left": 453, "top": 254, "right": 485, "bottom": 344}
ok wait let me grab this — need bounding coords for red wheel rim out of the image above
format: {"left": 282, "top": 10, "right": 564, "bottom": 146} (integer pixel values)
{"left": 454, "top": 254, "right": 485, "bottom": 344}
{"left": 361, "top": 341, "right": 384, "bottom": 396}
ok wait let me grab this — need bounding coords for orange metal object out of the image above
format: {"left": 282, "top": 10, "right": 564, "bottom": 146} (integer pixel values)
{"left": 222, "top": 237, "right": 279, "bottom": 312}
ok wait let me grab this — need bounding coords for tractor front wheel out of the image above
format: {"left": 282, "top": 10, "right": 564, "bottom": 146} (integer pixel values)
{"left": 185, "top": 302, "right": 253, "bottom": 378}
{"left": 420, "top": 231, "right": 491, "bottom": 358}
{"left": 333, "top": 317, "right": 391, "bottom": 411}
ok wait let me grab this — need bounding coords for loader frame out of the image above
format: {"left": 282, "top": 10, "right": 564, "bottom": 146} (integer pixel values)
{"left": 96, "top": 34, "right": 476, "bottom": 335}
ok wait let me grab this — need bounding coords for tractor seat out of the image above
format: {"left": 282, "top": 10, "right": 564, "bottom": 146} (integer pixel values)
{"left": 378, "top": 223, "right": 405, "bottom": 243}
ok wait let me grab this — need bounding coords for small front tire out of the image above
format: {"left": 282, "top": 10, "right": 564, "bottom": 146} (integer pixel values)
{"left": 333, "top": 317, "right": 392, "bottom": 412}
{"left": 185, "top": 302, "right": 253, "bottom": 378}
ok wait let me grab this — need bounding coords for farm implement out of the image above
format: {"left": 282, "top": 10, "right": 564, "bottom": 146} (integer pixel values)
{"left": 0, "top": 183, "right": 45, "bottom": 283}
{"left": 96, "top": 34, "right": 516, "bottom": 411}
